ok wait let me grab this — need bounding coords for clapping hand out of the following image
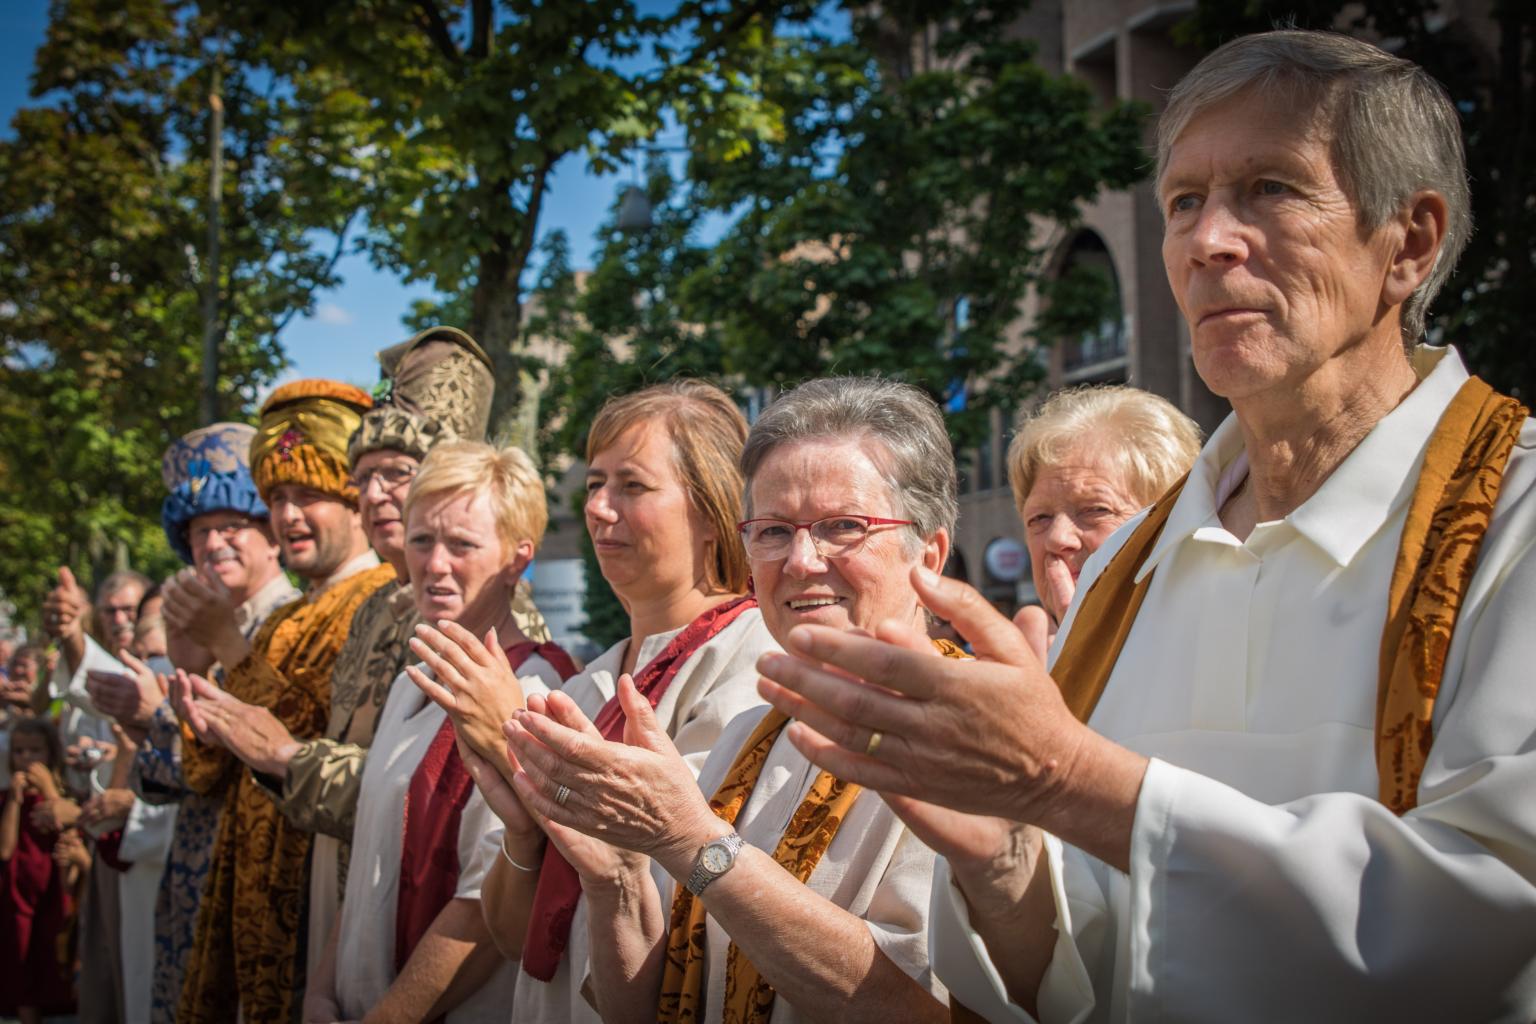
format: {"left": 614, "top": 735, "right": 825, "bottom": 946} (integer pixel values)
{"left": 172, "top": 670, "right": 299, "bottom": 775}
{"left": 86, "top": 649, "right": 168, "bottom": 735}
{"left": 162, "top": 568, "right": 246, "bottom": 669}
{"left": 755, "top": 565, "right": 1147, "bottom": 873}
{"left": 407, "top": 623, "right": 527, "bottom": 778}
{"left": 506, "top": 678, "right": 726, "bottom": 879}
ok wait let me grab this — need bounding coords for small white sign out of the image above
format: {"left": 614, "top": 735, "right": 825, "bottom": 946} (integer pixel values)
{"left": 983, "top": 537, "right": 1029, "bottom": 583}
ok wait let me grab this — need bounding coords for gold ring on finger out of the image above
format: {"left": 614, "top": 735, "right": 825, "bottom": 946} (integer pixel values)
{"left": 864, "top": 730, "right": 883, "bottom": 757}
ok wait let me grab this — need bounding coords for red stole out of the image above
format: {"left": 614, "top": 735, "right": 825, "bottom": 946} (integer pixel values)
{"left": 394, "top": 640, "right": 579, "bottom": 976}
{"left": 520, "top": 595, "right": 758, "bottom": 981}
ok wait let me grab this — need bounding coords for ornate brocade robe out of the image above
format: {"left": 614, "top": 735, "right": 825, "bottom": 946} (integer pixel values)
{"left": 176, "top": 562, "right": 396, "bottom": 1024}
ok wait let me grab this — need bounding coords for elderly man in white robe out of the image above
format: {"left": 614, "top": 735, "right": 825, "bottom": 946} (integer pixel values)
{"left": 754, "top": 29, "right": 1536, "bottom": 1023}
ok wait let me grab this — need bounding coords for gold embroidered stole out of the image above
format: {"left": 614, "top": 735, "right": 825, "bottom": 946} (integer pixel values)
{"left": 661, "top": 638, "right": 969, "bottom": 1024}
{"left": 951, "top": 376, "right": 1526, "bottom": 1023}
{"left": 1374, "top": 376, "right": 1526, "bottom": 812}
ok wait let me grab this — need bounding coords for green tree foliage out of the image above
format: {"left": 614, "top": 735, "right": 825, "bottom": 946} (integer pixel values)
{"left": 537, "top": 0, "right": 1146, "bottom": 462}
{"left": 683, "top": 0, "right": 1146, "bottom": 447}
{"left": 531, "top": 2, "right": 1148, "bottom": 635}
{"left": 529, "top": 168, "right": 733, "bottom": 643}
{"left": 0, "top": 0, "right": 372, "bottom": 621}
{"left": 213, "top": 0, "right": 828, "bottom": 439}
{"left": 1176, "top": 0, "right": 1536, "bottom": 400}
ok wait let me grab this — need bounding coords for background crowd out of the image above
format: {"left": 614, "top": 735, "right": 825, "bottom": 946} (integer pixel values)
{"left": 2, "top": 26, "right": 1534, "bottom": 1024}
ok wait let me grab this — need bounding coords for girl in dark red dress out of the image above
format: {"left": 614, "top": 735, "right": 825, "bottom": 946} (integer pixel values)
{"left": 0, "top": 717, "right": 78, "bottom": 1023}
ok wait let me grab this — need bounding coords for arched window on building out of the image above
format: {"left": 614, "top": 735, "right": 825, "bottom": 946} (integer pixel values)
{"left": 1050, "top": 230, "right": 1128, "bottom": 385}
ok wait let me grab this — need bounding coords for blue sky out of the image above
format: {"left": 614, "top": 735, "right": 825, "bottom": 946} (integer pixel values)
{"left": 0, "top": 1, "right": 682, "bottom": 393}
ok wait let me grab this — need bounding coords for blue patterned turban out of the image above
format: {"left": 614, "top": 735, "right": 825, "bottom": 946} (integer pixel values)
{"left": 160, "top": 423, "right": 269, "bottom": 565}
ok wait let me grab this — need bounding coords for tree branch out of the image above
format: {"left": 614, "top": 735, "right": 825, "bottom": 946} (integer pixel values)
{"left": 469, "top": 0, "right": 492, "bottom": 60}
{"left": 416, "top": 0, "right": 463, "bottom": 65}
{"left": 270, "top": 209, "right": 360, "bottom": 339}
{"left": 510, "top": 151, "right": 557, "bottom": 284}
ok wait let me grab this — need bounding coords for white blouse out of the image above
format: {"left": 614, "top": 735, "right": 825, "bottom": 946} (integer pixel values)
{"left": 647, "top": 703, "right": 945, "bottom": 1024}
{"left": 333, "top": 654, "right": 567, "bottom": 1023}
{"left": 511, "top": 606, "right": 779, "bottom": 1024}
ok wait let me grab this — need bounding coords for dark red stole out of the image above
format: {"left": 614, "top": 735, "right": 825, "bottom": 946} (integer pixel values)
{"left": 394, "top": 640, "right": 579, "bottom": 976}
{"left": 520, "top": 595, "right": 758, "bottom": 981}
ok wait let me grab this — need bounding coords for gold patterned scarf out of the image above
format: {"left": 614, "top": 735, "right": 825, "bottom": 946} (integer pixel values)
{"left": 662, "top": 638, "right": 968, "bottom": 1024}
{"left": 951, "top": 375, "right": 1526, "bottom": 1023}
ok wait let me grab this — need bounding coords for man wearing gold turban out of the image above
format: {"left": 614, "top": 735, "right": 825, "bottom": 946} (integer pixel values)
{"left": 167, "top": 380, "right": 396, "bottom": 1024}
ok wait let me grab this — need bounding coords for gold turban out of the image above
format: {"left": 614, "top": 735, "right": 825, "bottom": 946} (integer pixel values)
{"left": 250, "top": 379, "right": 373, "bottom": 504}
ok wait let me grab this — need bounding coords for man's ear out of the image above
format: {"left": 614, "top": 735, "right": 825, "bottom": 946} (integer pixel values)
{"left": 1382, "top": 189, "right": 1449, "bottom": 309}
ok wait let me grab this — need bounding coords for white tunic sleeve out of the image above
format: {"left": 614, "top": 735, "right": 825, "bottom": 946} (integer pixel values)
{"left": 933, "top": 444, "right": 1536, "bottom": 1024}
{"left": 49, "top": 633, "right": 121, "bottom": 716}
{"left": 864, "top": 824, "right": 946, "bottom": 998}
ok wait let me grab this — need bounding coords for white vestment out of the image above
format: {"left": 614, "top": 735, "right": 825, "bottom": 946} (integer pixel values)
{"left": 333, "top": 654, "right": 567, "bottom": 1023}
{"left": 512, "top": 607, "right": 779, "bottom": 1024}
{"left": 933, "top": 347, "right": 1536, "bottom": 1023}
{"left": 117, "top": 797, "right": 177, "bottom": 1024}
{"left": 49, "top": 634, "right": 124, "bottom": 790}
{"left": 645, "top": 703, "right": 945, "bottom": 1024}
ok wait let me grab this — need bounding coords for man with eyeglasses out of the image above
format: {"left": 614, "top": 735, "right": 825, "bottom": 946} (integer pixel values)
{"left": 141, "top": 381, "right": 394, "bottom": 1024}
{"left": 69, "top": 422, "right": 300, "bottom": 1024}
{"left": 166, "top": 327, "right": 542, "bottom": 989}
{"left": 39, "top": 566, "right": 151, "bottom": 797}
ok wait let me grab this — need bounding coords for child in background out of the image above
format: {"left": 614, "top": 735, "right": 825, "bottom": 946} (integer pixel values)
{"left": 0, "top": 717, "right": 78, "bottom": 1023}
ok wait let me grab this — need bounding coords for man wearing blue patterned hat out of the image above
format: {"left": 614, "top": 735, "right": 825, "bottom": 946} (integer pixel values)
{"left": 84, "top": 422, "right": 299, "bottom": 1024}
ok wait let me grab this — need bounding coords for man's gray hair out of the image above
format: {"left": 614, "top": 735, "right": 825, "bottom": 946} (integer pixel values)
{"left": 1156, "top": 30, "right": 1470, "bottom": 342}
{"left": 97, "top": 569, "right": 151, "bottom": 602}
{"left": 741, "top": 377, "right": 958, "bottom": 544}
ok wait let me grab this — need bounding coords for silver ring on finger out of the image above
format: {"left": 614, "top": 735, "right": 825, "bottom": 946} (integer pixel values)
{"left": 555, "top": 783, "right": 572, "bottom": 807}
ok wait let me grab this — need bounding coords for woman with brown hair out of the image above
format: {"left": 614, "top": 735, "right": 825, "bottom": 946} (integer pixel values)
{"left": 500, "top": 377, "right": 963, "bottom": 1024}
{"left": 410, "top": 379, "right": 776, "bottom": 1023}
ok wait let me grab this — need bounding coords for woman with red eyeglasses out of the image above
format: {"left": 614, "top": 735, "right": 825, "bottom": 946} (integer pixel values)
{"left": 501, "top": 377, "right": 958, "bottom": 1024}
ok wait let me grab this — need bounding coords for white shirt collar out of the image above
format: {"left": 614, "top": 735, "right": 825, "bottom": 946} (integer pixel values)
{"left": 1137, "top": 345, "right": 1469, "bottom": 579}
{"left": 234, "top": 572, "right": 302, "bottom": 637}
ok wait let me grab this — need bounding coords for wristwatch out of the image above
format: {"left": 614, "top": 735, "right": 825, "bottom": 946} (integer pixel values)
{"left": 685, "top": 831, "right": 745, "bottom": 895}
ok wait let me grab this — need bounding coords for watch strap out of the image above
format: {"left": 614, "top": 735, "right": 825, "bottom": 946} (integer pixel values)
{"left": 685, "top": 831, "right": 744, "bottom": 896}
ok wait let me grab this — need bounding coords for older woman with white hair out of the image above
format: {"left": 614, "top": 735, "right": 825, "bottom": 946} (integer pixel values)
{"left": 1007, "top": 386, "right": 1202, "bottom": 658}
{"left": 500, "top": 377, "right": 962, "bottom": 1024}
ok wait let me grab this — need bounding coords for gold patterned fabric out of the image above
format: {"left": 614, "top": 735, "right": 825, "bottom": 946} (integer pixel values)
{"left": 176, "top": 562, "right": 396, "bottom": 1024}
{"left": 1047, "top": 376, "right": 1526, "bottom": 811}
{"left": 1374, "top": 376, "right": 1527, "bottom": 813}
{"left": 347, "top": 326, "right": 495, "bottom": 464}
{"left": 249, "top": 379, "right": 373, "bottom": 505}
{"left": 661, "top": 639, "right": 969, "bottom": 1024}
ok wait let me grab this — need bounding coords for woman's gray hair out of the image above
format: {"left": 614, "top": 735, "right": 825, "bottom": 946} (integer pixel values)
{"left": 1007, "top": 385, "right": 1202, "bottom": 513}
{"left": 741, "top": 377, "right": 958, "bottom": 544}
{"left": 1156, "top": 30, "right": 1470, "bottom": 343}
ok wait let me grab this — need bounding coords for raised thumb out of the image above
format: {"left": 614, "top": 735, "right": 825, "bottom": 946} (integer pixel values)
{"left": 617, "top": 674, "right": 665, "bottom": 750}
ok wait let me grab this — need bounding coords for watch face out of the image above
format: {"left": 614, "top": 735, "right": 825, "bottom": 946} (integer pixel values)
{"left": 702, "top": 843, "right": 732, "bottom": 873}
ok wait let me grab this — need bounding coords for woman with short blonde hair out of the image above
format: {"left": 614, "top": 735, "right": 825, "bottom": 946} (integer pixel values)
{"left": 412, "top": 380, "right": 777, "bottom": 1024}
{"left": 310, "top": 441, "right": 577, "bottom": 1024}
{"left": 404, "top": 441, "right": 550, "bottom": 554}
{"left": 1007, "top": 386, "right": 1202, "bottom": 657}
